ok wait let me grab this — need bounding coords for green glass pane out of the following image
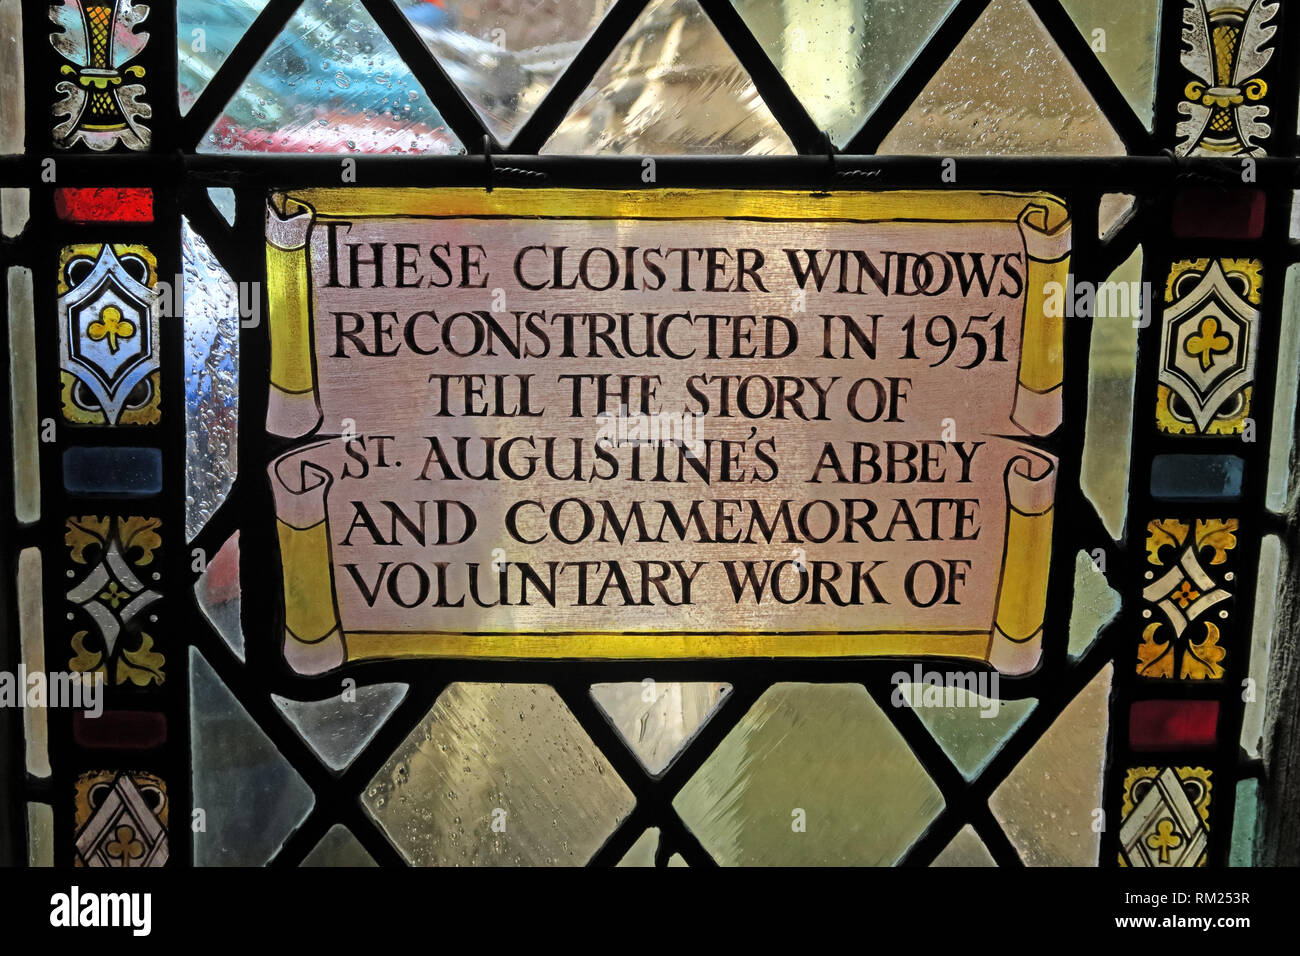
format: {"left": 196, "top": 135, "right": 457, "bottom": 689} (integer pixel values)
{"left": 198, "top": 0, "right": 462, "bottom": 154}
{"left": 1060, "top": 0, "right": 1161, "bottom": 129}
{"left": 1081, "top": 246, "right": 1143, "bottom": 538}
{"left": 393, "top": 0, "right": 616, "bottom": 143}
{"left": 616, "top": 828, "right": 662, "bottom": 867}
{"left": 591, "top": 681, "right": 729, "bottom": 776}
{"left": 8, "top": 266, "right": 37, "bottom": 523}
{"left": 0, "top": 0, "right": 22, "bottom": 155}
{"left": 674, "top": 683, "right": 943, "bottom": 865}
{"left": 178, "top": 0, "right": 270, "bottom": 116}
{"left": 362, "top": 683, "right": 635, "bottom": 866}
{"left": 300, "top": 824, "right": 378, "bottom": 867}
{"left": 931, "top": 824, "right": 996, "bottom": 866}
{"left": 1068, "top": 550, "right": 1121, "bottom": 660}
{"left": 273, "top": 682, "right": 408, "bottom": 773}
{"left": 27, "top": 803, "right": 53, "bottom": 868}
{"left": 190, "top": 648, "right": 315, "bottom": 865}
{"left": 18, "top": 549, "right": 48, "bottom": 777}
{"left": 732, "top": 0, "right": 957, "bottom": 145}
{"left": 543, "top": 0, "right": 794, "bottom": 155}
{"left": 896, "top": 682, "right": 1035, "bottom": 780}
{"left": 989, "top": 664, "right": 1112, "bottom": 865}
{"left": 1241, "top": 536, "right": 1281, "bottom": 759}
{"left": 879, "top": 0, "right": 1124, "bottom": 155}
{"left": 1229, "top": 778, "right": 1258, "bottom": 867}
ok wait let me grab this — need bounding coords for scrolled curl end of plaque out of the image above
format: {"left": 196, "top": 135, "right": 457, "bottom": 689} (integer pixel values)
{"left": 1012, "top": 200, "right": 1070, "bottom": 437}
{"left": 270, "top": 443, "right": 346, "bottom": 675}
{"left": 266, "top": 193, "right": 323, "bottom": 440}
{"left": 987, "top": 449, "right": 1057, "bottom": 676}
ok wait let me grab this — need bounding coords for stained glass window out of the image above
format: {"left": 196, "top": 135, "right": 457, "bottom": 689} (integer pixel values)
{"left": 2, "top": 0, "right": 1299, "bottom": 914}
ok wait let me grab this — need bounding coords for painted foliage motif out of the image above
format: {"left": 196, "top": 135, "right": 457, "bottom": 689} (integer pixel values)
{"left": 58, "top": 243, "right": 162, "bottom": 426}
{"left": 49, "top": 0, "right": 152, "bottom": 151}
{"left": 66, "top": 515, "right": 165, "bottom": 687}
{"left": 1176, "top": 0, "right": 1278, "bottom": 157}
{"left": 1156, "top": 258, "right": 1261, "bottom": 436}
{"left": 1140, "top": 518, "right": 1237, "bottom": 681}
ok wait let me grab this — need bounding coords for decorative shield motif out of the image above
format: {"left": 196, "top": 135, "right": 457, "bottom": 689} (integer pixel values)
{"left": 58, "top": 244, "right": 160, "bottom": 426}
{"left": 1157, "top": 260, "right": 1258, "bottom": 434}
{"left": 1120, "top": 767, "right": 1211, "bottom": 868}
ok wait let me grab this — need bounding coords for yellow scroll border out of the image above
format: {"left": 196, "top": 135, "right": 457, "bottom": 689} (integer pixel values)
{"left": 265, "top": 188, "right": 1067, "bottom": 675}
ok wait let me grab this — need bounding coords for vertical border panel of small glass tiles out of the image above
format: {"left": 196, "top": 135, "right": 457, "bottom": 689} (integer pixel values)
{"left": 1103, "top": 0, "right": 1293, "bottom": 869}
{"left": 36, "top": 0, "right": 184, "bottom": 869}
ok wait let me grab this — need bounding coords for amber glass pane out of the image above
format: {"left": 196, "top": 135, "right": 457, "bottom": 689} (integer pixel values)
{"left": 543, "top": 0, "right": 794, "bottom": 155}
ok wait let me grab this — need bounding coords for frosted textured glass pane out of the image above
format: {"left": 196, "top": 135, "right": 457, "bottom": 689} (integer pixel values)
{"left": 732, "top": 0, "right": 957, "bottom": 145}
{"left": 363, "top": 683, "right": 635, "bottom": 866}
{"left": 1, "top": 187, "right": 28, "bottom": 237}
{"left": 177, "top": 0, "right": 270, "bottom": 116}
{"left": 199, "top": 0, "right": 462, "bottom": 154}
{"left": 8, "top": 266, "right": 38, "bottom": 523}
{"left": 190, "top": 648, "right": 314, "bottom": 865}
{"left": 1081, "top": 247, "right": 1142, "bottom": 538}
{"left": 19, "top": 549, "right": 50, "bottom": 777}
{"left": 990, "top": 665, "right": 1112, "bottom": 865}
{"left": 27, "top": 803, "right": 54, "bottom": 867}
{"left": 931, "top": 824, "right": 996, "bottom": 866}
{"left": 879, "top": 0, "right": 1124, "bottom": 156}
{"left": 1241, "top": 536, "right": 1280, "bottom": 759}
{"left": 1060, "top": 0, "right": 1161, "bottom": 129}
{"left": 1068, "top": 550, "right": 1121, "bottom": 660}
{"left": 207, "top": 187, "right": 236, "bottom": 226}
{"left": 1099, "top": 193, "right": 1135, "bottom": 240}
{"left": 1267, "top": 265, "right": 1300, "bottom": 511}
{"left": 301, "top": 824, "right": 378, "bottom": 867}
{"left": 896, "top": 684, "right": 1035, "bottom": 780}
{"left": 183, "top": 218, "right": 238, "bottom": 541}
{"left": 544, "top": 0, "right": 793, "bottom": 155}
{"left": 674, "top": 683, "right": 943, "bottom": 865}
{"left": 591, "top": 681, "right": 729, "bottom": 776}
{"left": 394, "top": 0, "right": 615, "bottom": 143}
{"left": 273, "top": 682, "right": 407, "bottom": 772}
{"left": 0, "top": 0, "right": 22, "bottom": 154}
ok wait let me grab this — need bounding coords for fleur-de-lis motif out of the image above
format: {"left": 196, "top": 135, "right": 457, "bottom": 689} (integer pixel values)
{"left": 87, "top": 304, "right": 135, "bottom": 354}
{"left": 1185, "top": 315, "right": 1232, "bottom": 371}
{"left": 106, "top": 824, "right": 144, "bottom": 866}
{"left": 1146, "top": 818, "right": 1184, "bottom": 864}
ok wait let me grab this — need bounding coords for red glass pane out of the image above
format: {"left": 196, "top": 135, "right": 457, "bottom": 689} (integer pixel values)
{"left": 1171, "top": 189, "right": 1265, "bottom": 239}
{"left": 1129, "top": 699, "right": 1219, "bottom": 751}
{"left": 72, "top": 710, "right": 167, "bottom": 749}
{"left": 54, "top": 187, "right": 155, "bottom": 223}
